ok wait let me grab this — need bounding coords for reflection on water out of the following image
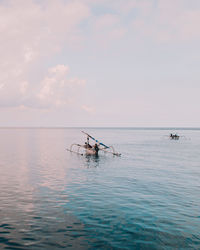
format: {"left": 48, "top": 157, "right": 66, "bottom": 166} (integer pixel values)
{"left": 84, "top": 154, "right": 100, "bottom": 168}
{"left": 0, "top": 128, "right": 200, "bottom": 249}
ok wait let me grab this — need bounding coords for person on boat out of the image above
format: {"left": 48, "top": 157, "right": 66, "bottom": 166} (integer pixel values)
{"left": 85, "top": 142, "right": 92, "bottom": 149}
{"left": 94, "top": 143, "right": 99, "bottom": 155}
{"left": 174, "top": 134, "right": 179, "bottom": 139}
{"left": 170, "top": 133, "right": 179, "bottom": 139}
{"left": 84, "top": 136, "right": 92, "bottom": 148}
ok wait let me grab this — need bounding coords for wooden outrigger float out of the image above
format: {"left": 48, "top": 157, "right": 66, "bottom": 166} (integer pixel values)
{"left": 66, "top": 131, "right": 121, "bottom": 157}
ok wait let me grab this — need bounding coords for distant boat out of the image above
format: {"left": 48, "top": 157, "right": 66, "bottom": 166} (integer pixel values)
{"left": 66, "top": 131, "right": 121, "bottom": 156}
{"left": 169, "top": 133, "right": 180, "bottom": 140}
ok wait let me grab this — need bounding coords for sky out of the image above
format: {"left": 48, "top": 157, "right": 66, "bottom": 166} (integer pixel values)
{"left": 0, "top": 0, "right": 200, "bottom": 127}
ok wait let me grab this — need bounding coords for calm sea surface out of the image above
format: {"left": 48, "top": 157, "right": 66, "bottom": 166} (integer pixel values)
{"left": 0, "top": 128, "right": 200, "bottom": 249}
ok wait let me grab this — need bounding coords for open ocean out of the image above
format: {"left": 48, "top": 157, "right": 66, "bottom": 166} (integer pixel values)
{"left": 0, "top": 128, "right": 200, "bottom": 249}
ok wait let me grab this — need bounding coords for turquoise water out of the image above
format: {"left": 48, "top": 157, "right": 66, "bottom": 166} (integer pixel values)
{"left": 0, "top": 128, "right": 200, "bottom": 249}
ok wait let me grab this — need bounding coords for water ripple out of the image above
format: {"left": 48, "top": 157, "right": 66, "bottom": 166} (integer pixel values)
{"left": 0, "top": 128, "right": 200, "bottom": 249}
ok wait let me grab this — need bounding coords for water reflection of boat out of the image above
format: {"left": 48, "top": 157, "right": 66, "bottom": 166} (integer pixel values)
{"left": 67, "top": 131, "right": 121, "bottom": 157}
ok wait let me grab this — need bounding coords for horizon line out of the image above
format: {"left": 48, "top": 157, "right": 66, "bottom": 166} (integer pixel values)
{"left": 0, "top": 126, "right": 200, "bottom": 130}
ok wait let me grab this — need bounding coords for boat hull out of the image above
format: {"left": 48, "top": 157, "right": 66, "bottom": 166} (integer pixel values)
{"left": 86, "top": 148, "right": 98, "bottom": 155}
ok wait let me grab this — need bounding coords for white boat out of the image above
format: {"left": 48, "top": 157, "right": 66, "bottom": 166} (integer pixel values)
{"left": 66, "top": 131, "right": 121, "bottom": 157}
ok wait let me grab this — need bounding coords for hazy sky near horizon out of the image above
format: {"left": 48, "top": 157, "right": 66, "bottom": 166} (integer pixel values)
{"left": 0, "top": 0, "right": 200, "bottom": 127}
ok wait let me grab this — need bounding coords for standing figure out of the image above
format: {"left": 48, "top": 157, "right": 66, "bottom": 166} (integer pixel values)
{"left": 94, "top": 143, "right": 99, "bottom": 155}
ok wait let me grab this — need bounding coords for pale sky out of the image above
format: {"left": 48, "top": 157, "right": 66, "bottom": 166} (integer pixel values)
{"left": 0, "top": 0, "right": 200, "bottom": 127}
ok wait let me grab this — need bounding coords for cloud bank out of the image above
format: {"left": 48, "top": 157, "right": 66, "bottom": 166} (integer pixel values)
{"left": 0, "top": 0, "right": 200, "bottom": 126}
{"left": 0, "top": 0, "right": 89, "bottom": 109}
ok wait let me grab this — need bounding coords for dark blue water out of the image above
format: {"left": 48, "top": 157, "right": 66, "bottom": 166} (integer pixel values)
{"left": 0, "top": 128, "right": 200, "bottom": 249}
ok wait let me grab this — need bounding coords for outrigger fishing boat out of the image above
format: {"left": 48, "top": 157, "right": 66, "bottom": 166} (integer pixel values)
{"left": 66, "top": 131, "right": 121, "bottom": 156}
{"left": 163, "top": 133, "right": 188, "bottom": 140}
{"left": 169, "top": 133, "right": 180, "bottom": 140}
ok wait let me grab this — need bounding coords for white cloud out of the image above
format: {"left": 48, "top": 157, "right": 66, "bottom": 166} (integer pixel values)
{"left": 0, "top": 0, "right": 90, "bottom": 108}
{"left": 86, "top": 0, "right": 200, "bottom": 43}
{"left": 81, "top": 105, "right": 95, "bottom": 114}
{"left": 92, "top": 13, "right": 126, "bottom": 47}
{"left": 35, "top": 64, "right": 86, "bottom": 108}
{"left": 20, "top": 81, "right": 29, "bottom": 95}
{"left": 0, "top": 0, "right": 200, "bottom": 127}
{"left": 131, "top": 0, "right": 200, "bottom": 42}
{"left": 48, "top": 65, "right": 69, "bottom": 76}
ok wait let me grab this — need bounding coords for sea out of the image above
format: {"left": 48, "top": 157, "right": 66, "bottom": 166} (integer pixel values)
{"left": 0, "top": 128, "right": 200, "bottom": 249}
